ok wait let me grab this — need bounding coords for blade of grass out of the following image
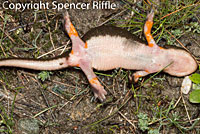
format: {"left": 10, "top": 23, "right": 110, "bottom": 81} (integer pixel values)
{"left": 0, "top": 14, "right": 9, "bottom": 57}
{"left": 160, "top": 3, "right": 200, "bottom": 20}
{"left": 33, "top": 105, "right": 58, "bottom": 118}
{"left": 84, "top": 96, "right": 132, "bottom": 128}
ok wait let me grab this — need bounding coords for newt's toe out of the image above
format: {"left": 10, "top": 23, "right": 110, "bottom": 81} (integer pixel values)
{"left": 94, "top": 88, "right": 107, "bottom": 101}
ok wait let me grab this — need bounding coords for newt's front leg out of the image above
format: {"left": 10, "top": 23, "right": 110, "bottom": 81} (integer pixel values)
{"left": 144, "top": 9, "right": 161, "bottom": 49}
{"left": 134, "top": 9, "right": 163, "bottom": 81}
{"left": 133, "top": 70, "right": 151, "bottom": 82}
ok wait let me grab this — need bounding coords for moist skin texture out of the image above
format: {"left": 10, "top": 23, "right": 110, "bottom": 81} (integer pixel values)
{"left": 10, "top": 10, "right": 199, "bottom": 101}
{"left": 0, "top": 26, "right": 197, "bottom": 79}
{"left": 0, "top": 22, "right": 198, "bottom": 101}
{"left": 83, "top": 26, "right": 197, "bottom": 76}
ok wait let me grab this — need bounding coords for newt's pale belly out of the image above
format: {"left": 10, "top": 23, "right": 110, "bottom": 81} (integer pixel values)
{"left": 86, "top": 35, "right": 168, "bottom": 71}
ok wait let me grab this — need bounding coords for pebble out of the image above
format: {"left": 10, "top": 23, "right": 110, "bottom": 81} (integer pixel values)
{"left": 181, "top": 76, "right": 192, "bottom": 94}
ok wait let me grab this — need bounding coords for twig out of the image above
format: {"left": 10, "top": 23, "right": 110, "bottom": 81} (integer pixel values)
{"left": 84, "top": 96, "right": 132, "bottom": 128}
{"left": 0, "top": 27, "right": 15, "bottom": 43}
{"left": 45, "top": 11, "right": 55, "bottom": 49}
{"left": 8, "top": 19, "right": 46, "bottom": 33}
{"left": 98, "top": 9, "right": 128, "bottom": 26}
{"left": 35, "top": 78, "right": 56, "bottom": 122}
{"left": 173, "top": 96, "right": 181, "bottom": 108}
{"left": 118, "top": 111, "right": 136, "bottom": 130}
{"left": 37, "top": 45, "right": 70, "bottom": 59}
{"left": 181, "top": 92, "right": 191, "bottom": 124}
{"left": 160, "top": 3, "right": 200, "bottom": 20}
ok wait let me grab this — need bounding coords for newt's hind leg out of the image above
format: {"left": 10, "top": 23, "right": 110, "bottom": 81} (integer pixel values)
{"left": 79, "top": 59, "right": 107, "bottom": 101}
{"left": 63, "top": 12, "right": 107, "bottom": 101}
{"left": 144, "top": 9, "right": 160, "bottom": 49}
{"left": 63, "top": 12, "right": 87, "bottom": 54}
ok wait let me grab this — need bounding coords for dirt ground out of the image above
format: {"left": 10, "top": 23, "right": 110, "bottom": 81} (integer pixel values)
{"left": 0, "top": 0, "right": 200, "bottom": 134}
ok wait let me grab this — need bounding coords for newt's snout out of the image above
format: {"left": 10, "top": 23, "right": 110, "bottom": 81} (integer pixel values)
{"left": 164, "top": 49, "right": 198, "bottom": 76}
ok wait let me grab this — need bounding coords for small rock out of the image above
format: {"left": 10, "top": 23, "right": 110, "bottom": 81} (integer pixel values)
{"left": 181, "top": 76, "right": 192, "bottom": 94}
{"left": 18, "top": 118, "right": 39, "bottom": 134}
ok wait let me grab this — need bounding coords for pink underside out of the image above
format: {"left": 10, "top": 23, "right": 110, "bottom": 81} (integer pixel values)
{"left": 86, "top": 35, "right": 167, "bottom": 71}
{"left": 85, "top": 35, "right": 197, "bottom": 76}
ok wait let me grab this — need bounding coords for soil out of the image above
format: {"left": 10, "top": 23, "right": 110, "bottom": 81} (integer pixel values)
{"left": 0, "top": 0, "right": 199, "bottom": 133}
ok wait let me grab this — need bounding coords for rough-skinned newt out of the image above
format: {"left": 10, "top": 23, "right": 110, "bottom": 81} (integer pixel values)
{"left": 0, "top": 10, "right": 197, "bottom": 101}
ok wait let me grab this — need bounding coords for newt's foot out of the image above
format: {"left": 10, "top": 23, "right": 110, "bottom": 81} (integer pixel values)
{"left": 89, "top": 77, "right": 107, "bottom": 101}
{"left": 146, "top": 8, "right": 154, "bottom": 22}
{"left": 93, "top": 87, "right": 107, "bottom": 102}
{"left": 133, "top": 70, "right": 151, "bottom": 83}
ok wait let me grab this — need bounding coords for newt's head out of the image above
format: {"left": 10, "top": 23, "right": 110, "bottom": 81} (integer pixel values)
{"left": 164, "top": 48, "right": 198, "bottom": 76}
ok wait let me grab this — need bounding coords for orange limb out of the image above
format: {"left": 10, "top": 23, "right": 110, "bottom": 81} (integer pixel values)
{"left": 144, "top": 9, "right": 160, "bottom": 49}
{"left": 70, "top": 50, "right": 74, "bottom": 55}
{"left": 84, "top": 42, "right": 88, "bottom": 48}
{"left": 144, "top": 21, "right": 154, "bottom": 47}
{"left": 133, "top": 70, "right": 151, "bottom": 82}
{"left": 63, "top": 12, "right": 107, "bottom": 101}
{"left": 89, "top": 77, "right": 102, "bottom": 87}
{"left": 79, "top": 59, "right": 107, "bottom": 101}
{"left": 145, "top": 70, "right": 150, "bottom": 73}
{"left": 64, "top": 11, "right": 87, "bottom": 51}
{"left": 68, "top": 23, "right": 78, "bottom": 37}
{"left": 64, "top": 12, "right": 78, "bottom": 37}
{"left": 133, "top": 73, "right": 142, "bottom": 83}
